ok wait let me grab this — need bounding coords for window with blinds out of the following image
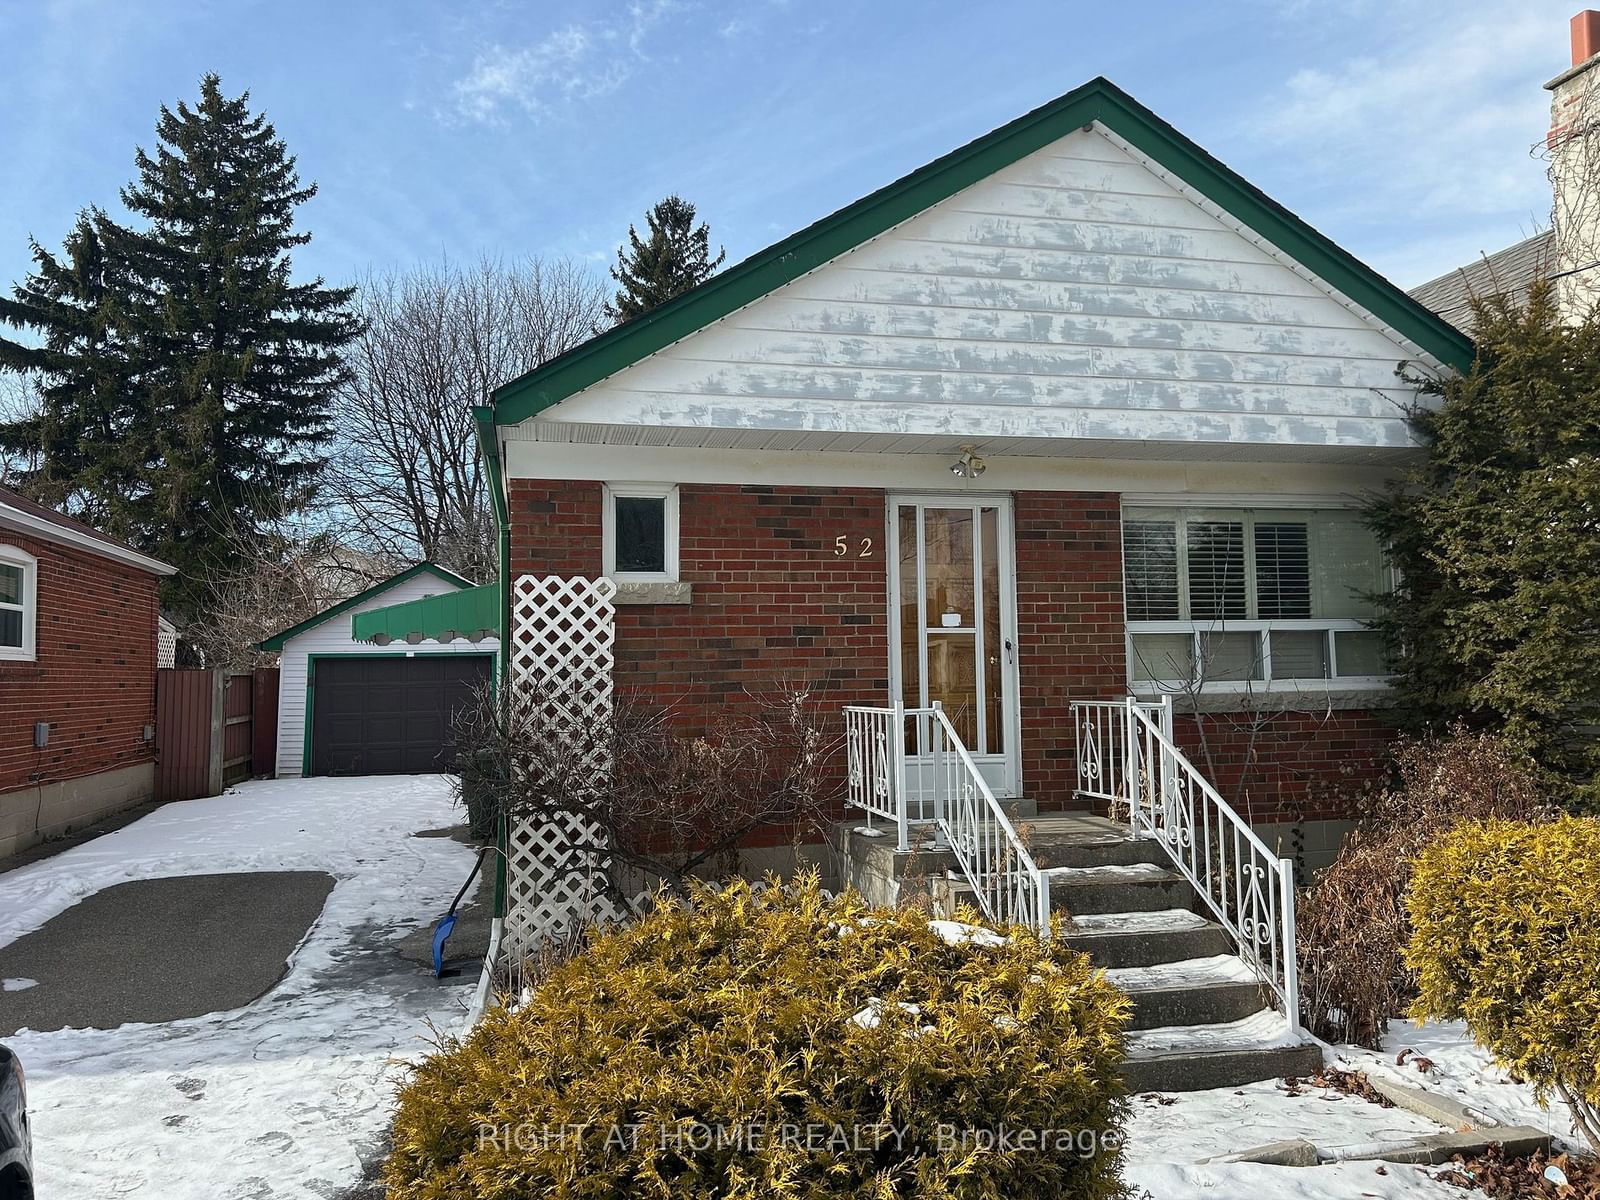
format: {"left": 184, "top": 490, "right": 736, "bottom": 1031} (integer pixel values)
{"left": 1122, "top": 508, "right": 1390, "bottom": 689}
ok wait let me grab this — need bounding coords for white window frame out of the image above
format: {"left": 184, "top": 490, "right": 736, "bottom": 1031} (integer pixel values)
{"left": 0, "top": 544, "right": 38, "bottom": 663}
{"left": 1121, "top": 504, "right": 1392, "bottom": 694}
{"left": 602, "top": 483, "right": 679, "bottom": 583}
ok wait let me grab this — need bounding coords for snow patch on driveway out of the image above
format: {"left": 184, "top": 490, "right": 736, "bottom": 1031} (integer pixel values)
{"left": 0, "top": 774, "right": 478, "bottom": 1200}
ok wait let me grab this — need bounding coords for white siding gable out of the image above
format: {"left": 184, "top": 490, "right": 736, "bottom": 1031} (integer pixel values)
{"left": 274, "top": 574, "right": 498, "bottom": 778}
{"left": 537, "top": 127, "right": 1426, "bottom": 456}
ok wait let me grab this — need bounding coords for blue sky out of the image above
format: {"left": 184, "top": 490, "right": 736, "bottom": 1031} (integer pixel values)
{"left": 0, "top": 0, "right": 1577, "bottom": 301}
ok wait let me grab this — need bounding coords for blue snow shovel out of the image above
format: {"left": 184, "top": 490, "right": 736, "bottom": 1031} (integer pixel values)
{"left": 432, "top": 846, "right": 491, "bottom": 978}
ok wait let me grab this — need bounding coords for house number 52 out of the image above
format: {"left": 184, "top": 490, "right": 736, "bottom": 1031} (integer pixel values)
{"left": 834, "top": 535, "right": 873, "bottom": 558}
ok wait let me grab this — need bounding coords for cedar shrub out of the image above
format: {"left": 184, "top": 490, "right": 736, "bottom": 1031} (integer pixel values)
{"left": 385, "top": 876, "right": 1131, "bottom": 1199}
{"left": 1367, "top": 281, "right": 1600, "bottom": 806}
{"left": 1407, "top": 816, "right": 1600, "bottom": 1151}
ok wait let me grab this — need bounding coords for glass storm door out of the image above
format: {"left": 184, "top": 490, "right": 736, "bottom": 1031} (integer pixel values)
{"left": 889, "top": 497, "right": 1020, "bottom": 799}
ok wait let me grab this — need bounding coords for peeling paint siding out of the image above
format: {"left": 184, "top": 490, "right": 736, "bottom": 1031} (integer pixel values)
{"left": 541, "top": 129, "right": 1424, "bottom": 450}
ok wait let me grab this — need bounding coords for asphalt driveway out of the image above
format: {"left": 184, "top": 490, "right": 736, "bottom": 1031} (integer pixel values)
{"left": 0, "top": 774, "right": 482, "bottom": 1200}
{"left": 0, "top": 871, "right": 336, "bottom": 1036}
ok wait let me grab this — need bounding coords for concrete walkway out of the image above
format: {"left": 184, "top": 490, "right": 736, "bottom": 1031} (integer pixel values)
{"left": 0, "top": 871, "right": 335, "bottom": 1036}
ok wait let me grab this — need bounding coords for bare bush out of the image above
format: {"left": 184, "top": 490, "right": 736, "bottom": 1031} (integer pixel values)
{"left": 452, "top": 680, "right": 840, "bottom": 909}
{"left": 1297, "top": 729, "right": 1553, "bottom": 1047}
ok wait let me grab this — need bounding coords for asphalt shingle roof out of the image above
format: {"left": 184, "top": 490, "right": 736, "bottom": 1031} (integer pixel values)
{"left": 1408, "top": 231, "right": 1554, "bottom": 333}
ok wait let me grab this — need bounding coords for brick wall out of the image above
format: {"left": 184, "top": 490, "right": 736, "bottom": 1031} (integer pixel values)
{"left": 507, "top": 478, "right": 1391, "bottom": 823}
{"left": 1013, "top": 491, "right": 1127, "bottom": 808}
{"left": 0, "top": 531, "right": 160, "bottom": 797}
{"left": 1170, "top": 709, "right": 1393, "bottom": 824}
{"left": 510, "top": 480, "right": 888, "bottom": 735}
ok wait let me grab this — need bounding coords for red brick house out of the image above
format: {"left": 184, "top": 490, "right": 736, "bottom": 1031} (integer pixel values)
{"left": 0, "top": 486, "right": 175, "bottom": 859}
{"left": 468, "top": 79, "right": 1469, "bottom": 868}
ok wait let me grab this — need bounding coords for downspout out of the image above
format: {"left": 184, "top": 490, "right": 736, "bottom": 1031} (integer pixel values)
{"left": 473, "top": 404, "right": 511, "bottom": 920}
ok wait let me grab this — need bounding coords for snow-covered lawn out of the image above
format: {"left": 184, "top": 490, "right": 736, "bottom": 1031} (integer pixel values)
{"left": 1125, "top": 1020, "right": 1579, "bottom": 1199}
{"left": 0, "top": 774, "right": 478, "bottom": 1200}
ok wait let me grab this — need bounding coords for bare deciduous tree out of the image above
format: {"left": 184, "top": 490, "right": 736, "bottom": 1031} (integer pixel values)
{"left": 329, "top": 256, "right": 606, "bottom": 580}
{"left": 183, "top": 500, "right": 395, "bottom": 667}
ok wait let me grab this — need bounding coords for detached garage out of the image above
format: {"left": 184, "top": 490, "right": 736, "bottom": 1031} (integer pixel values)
{"left": 257, "top": 563, "right": 498, "bottom": 778}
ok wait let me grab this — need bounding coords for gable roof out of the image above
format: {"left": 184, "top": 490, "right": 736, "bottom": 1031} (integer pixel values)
{"left": 255, "top": 561, "right": 475, "bottom": 652}
{"left": 0, "top": 486, "right": 176, "bottom": 576}
{"left": 492, "top": 76, "right": 1474, "bottom": 427}
{"left": 1408, "top": 231, "right": 1554, "bottom": 334}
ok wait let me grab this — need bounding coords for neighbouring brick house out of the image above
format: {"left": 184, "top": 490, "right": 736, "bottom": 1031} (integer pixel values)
{"left": 0, "top": 486, "right": 175, "bottom": 859}
{"left": 468, "top": 79, "right": 1467, "bottom": 866}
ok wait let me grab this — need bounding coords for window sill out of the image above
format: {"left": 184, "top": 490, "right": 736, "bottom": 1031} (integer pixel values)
{"left": 1133, "top": 685, "right": 1395, "bottom": 714}
{"left": 614, "top": 581, "right": 693, "bottom": 606}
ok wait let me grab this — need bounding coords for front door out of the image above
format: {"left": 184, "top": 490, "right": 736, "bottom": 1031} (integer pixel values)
{"left": 888, "top": 496, "right": 1021, "bottom": 799}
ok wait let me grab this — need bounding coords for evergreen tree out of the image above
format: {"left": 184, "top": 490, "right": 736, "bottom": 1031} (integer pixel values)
{"left": 1368, "top": 280, "right": 1600, "bottom": 804}
{"left": 604, "top": 195, "right": 725, "bottom": 324}
{"left": 0, "top": 74, "right": 359, "bottom": 619}
{"left": 0, "top": 214, "right": 143, "bottom": 523}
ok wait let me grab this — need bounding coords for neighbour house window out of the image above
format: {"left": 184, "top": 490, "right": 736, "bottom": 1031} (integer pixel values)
{"left": 0, "top": 545, "right": 38, "bottom": 662}
{"left": 1122, "top": 508, "right": 1391, "bottom": 691}
{"left": 603, "top": 484, "right": 679, "bottom": 581}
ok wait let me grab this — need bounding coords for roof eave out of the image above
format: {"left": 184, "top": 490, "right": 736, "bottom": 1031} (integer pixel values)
{"left": 0, "top": 504, "right": 178, "bottom": 576}
{"left": 489, "top": 76, "right": 1473, "bottom": 428}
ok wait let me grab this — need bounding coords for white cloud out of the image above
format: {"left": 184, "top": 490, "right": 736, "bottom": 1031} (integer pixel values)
{"left": 451, "top": 1, "right": 685, "bottom": 123}
{"left": 1246, "top": 0, "right": 1572, "bottom": 283}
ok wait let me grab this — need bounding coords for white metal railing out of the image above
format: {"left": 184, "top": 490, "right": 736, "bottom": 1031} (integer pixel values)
{"left": 1073, "top": 697, "right": 1300, "bottom": 1033}
{"left": 929, "top": 704, "right": 1052, "bottom": 933}
{"left": 844, "top": 702, "right": 1051, "bottom": 934}
{"left": 844, "top": 705, "right": 915, "bottom": 850}
{"left": 1072, "top": 696, "right": 1172, "bottom": 806}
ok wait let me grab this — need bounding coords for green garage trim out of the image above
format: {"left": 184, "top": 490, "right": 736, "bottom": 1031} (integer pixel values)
{"left": 351, "top": 581, "right": 500, "bottom": 645}
{"left": 257, "top": 562, "right": 476, "bottom": 652}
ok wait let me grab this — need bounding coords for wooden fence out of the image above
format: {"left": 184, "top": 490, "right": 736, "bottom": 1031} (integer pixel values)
{"left": 155, "top": 668, "right": 279, "bottom": 802}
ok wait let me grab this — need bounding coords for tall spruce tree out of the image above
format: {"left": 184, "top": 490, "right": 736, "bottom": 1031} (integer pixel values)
{"left": 603, "top": 195, "right": 724, "bottom": 324}
{"left": 1367, "top": 280, "right": 1600, "bottom": 805}
{"left": 0, "top": 214, "right": 144, "bottom": 522}
{"left": 0, "top": 74, "right": 359, "bottom": 619}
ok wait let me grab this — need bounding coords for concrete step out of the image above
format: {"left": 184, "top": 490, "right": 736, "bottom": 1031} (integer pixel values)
{"left": 1104, "top": 954, "right": 1269, "bottom": 1031}
{"left": 1032, "top": 837, "right": 1172, "bottom": 870}
{"left": 1043, "top": 862, "right": 1197, "bottom": 915}
{"left": 1061, "top": 909, "right": 1233, "bottom": 968}
{"left": 1121, "top": 1011, "right": 1324, "bottom": 1092}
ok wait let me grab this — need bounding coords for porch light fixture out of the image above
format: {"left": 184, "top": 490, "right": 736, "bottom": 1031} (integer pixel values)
{"left": 949, "top": 446, "right": 986, "bottom": 479}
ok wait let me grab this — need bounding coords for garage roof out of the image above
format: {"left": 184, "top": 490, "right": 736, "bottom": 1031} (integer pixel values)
{"left": 350, "top": 581, "right": 498, "bottom": 645}
{"left": 255, "top": 561, "right": 475, "bottom": 652}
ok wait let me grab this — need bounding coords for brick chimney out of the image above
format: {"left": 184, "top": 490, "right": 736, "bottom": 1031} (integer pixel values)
{"left": 1547, "top": 12, "right": 1600, "bottom": 315}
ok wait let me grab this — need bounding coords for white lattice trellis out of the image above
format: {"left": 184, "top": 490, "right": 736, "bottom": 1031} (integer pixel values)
{"left": 502, "top": 575, "right": 625, "bottom": 962}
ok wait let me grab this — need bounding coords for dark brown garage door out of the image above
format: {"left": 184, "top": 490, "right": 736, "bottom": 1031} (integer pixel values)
{"left": 310, "top": 655, "right": 492, "bottom": 776}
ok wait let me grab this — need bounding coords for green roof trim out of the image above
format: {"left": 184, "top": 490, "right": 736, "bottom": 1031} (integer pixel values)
{"left": 255, "top": 561, "right": 476, "bottom": 652}
{"left": 351, "top": 581, "right": 499, "bottom": 644}
{"left": 491, "top": 76, "right": 1472, "bottom": 426}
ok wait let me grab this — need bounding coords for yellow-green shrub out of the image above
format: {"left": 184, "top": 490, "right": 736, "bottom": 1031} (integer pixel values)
{"left": 386, "top": 876, "right": 1131, "bottom": 1199}
{"left": 1406, "top": 817, "right": 1600, "bottom": 1148}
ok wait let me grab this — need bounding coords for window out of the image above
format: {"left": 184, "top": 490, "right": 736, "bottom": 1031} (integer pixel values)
{"left": 1123, "top": 508, "right": 1390, "bottom": 690}
{"left": 603, "top": 484, "right": 679, "bottom": 581}
{"left": 0, "top": 545, "right": 37, "bottom": 662}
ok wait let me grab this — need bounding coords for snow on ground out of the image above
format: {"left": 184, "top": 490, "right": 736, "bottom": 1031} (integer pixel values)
{"left": 0, "top": 774, "right": 479, "bottom": 1200}
{"left": 1124, "top": 1070, "right": 1467, "bottom": 1199}
{"left": 1123, "top": 1019, "right": 1578, "bottom": 1199}
{"left": 1336, "top": 1018, "right": 1579, "bottom": 1148}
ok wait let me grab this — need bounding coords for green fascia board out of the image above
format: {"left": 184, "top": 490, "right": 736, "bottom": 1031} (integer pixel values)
{"left": 351, "top": 581, "right": 499, "bottom": 643}
{"left": 255, "top": 561, "right": 477, "bottom": 651}
{"left": 491, "top": 77, "right": 1471, "bottom": 426}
